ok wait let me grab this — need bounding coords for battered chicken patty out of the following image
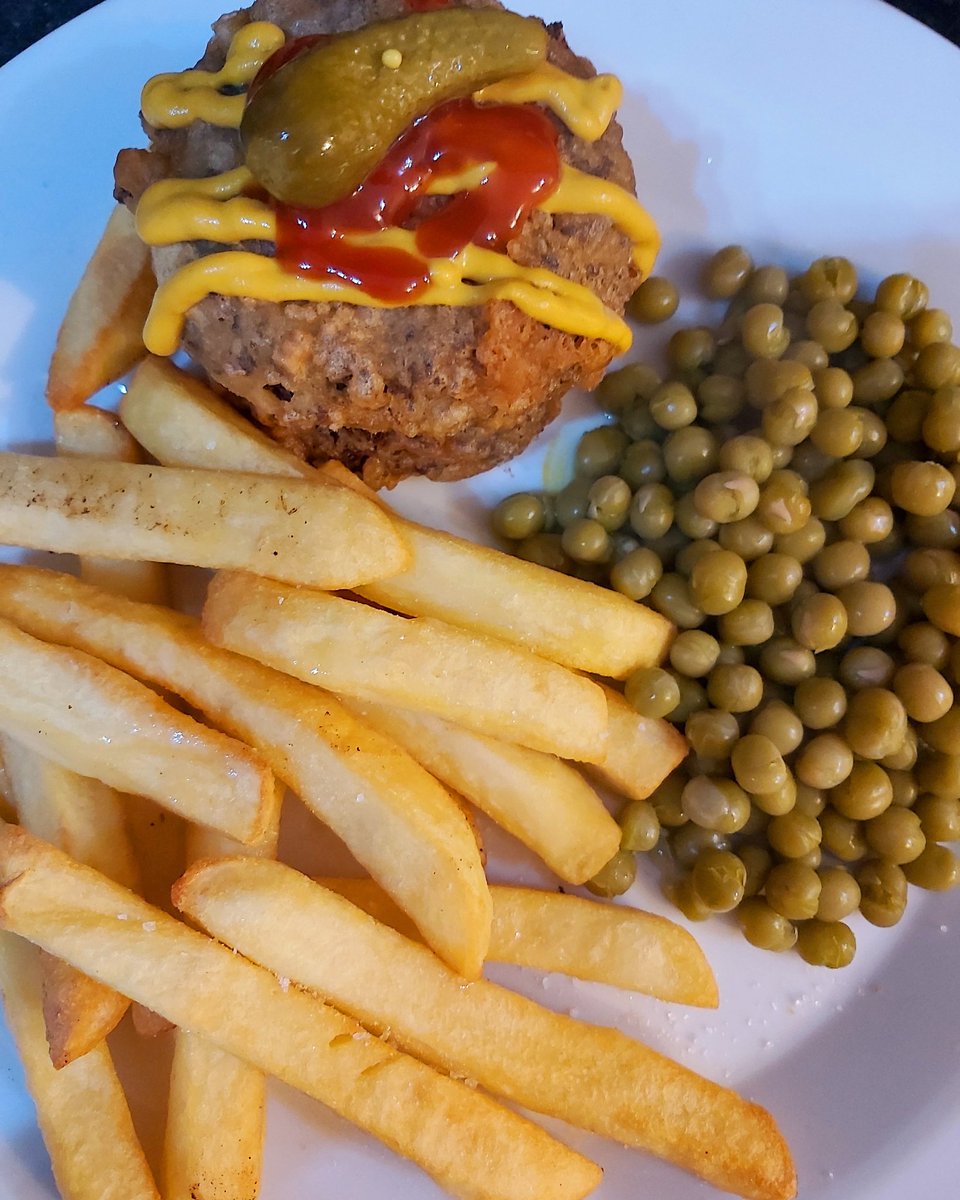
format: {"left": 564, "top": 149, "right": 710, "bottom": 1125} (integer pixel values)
{"left": 116, "top": 0, "right": 640, "bottom": 488}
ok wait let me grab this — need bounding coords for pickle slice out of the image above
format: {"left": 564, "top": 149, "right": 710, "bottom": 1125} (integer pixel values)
{"left": 240, "top": 9, "right": 547, "bottom": 208}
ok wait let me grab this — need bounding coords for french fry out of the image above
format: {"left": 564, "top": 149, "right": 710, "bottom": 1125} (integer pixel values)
{"left": 164, "top": 820, "right": 278, "bottom": 1200}
{"left": 0, "top": 736, "right": 139, "bottom": 889}
{"left": 0, "top": 565, "right": 490, "bottom": 977}
{"left": 588, "top": 683, "right": 688, "bottom": 801}
{"left": 355, "top": 513, "right": 673, "bottom": 682}
{"left": 35, "top": 951, "right": 128, "bottom": 1071}
{"left": 53, "top": 405, "right": 170, "bottom": 605}
{"left": 346, "top": 697, "right": 620, "bottom": 883}
{"left": 0, "top": 749, "right": 14, "bottom": 824}
{"left": 55, "top": 403, "right": 175, "bottom": 1039}
{"left": 0, "top": 825, "right": 603, "bottom": 1200}
{"left": 319, "top": 878, "right": 718, "bottom": 1008}
{"left": 46, "top": 204, "right": 155, "bottom": 411}
{"left": 118, "top": 358, "right": 672, "bottom": 677}
{"left": 203, "top": 571, "right": 609, "bottom": 763}
{"left": 0, "top": 735, "right": 138, "bottom": 1066}
{"left": 0, "top": 617, "right": 277, "bottom": 845}
{"left": 0, "top": 452, "right": 408, "bottom": 589}
{"left": 0, "top": 932, "right": 160, "bottom": 1199}
{"left": 165, "top": 1033, "right": 265, "bottom": 1200}
{"left": 126, "top": 786, "right": 185, "bottom": 1041}
{"left": 176, "top": 859, "right": 796, "bottom": 1200}
{"left": 121, "top": 357, "right": 316, "bottom": 480}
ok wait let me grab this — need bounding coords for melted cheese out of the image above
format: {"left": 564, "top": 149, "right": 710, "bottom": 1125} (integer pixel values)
{"left": 137, "top": 21, "right": 658, "bottom": 353}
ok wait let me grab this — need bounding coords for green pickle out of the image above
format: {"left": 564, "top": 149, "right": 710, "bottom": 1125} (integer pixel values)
{"left": 241, "top": 10, "right": 547, "bottom": 206}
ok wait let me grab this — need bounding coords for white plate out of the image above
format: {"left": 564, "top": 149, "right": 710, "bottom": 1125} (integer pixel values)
{"left": 1, "top": 2, "right": 960, "bottom": 1198}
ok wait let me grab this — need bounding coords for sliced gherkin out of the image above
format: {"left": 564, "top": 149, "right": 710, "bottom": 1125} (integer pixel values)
{"left": 241, "top": 10, "right": 548, "bottom": 208}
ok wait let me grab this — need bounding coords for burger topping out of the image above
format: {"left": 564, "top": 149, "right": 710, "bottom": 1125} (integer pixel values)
{"left": 141, "top": 22, "right": 285, "bottom": 130}
{"left": 136, "top": 18, "right": 659, "bottom": 355}
{"left": 273, "top": 98, "right": 560, "bottom": 301}
{"left": 239, "top": 10, "right": 549, "bottom": 209}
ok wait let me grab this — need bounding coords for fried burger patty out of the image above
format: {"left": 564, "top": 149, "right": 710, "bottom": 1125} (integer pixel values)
{"left": 116, "top": 0, "right": 639, "bottom": 488}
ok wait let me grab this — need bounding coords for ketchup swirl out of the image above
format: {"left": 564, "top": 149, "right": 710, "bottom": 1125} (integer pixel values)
{"left": 274, "top": 98, "right": 561, "bottom": 303}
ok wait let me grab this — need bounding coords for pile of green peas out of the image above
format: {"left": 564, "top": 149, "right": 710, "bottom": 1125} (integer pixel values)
{"left": 491, "top": 247, "right": 960, "bottom": 968}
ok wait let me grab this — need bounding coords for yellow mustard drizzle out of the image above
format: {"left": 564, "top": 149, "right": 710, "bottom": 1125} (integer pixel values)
{"left": 141, "top": 22, "right": 285, "bottom": 130}
{"left": 143, "top": 244, "right": 631, "bottom": 357}
{"left": 137, "top": 21, "right": 657, "bottom": 353}
{"left": 474, "top": 65, "right": 623, "bottom": 143}
{"left": 544, "top": 169, "right": 661, "bottom": 276}
{"left": 136, "top": 163, "right": 656, "bottom": 270}
{"left": 135, "top": 167, "right": 275, "bottom": 245}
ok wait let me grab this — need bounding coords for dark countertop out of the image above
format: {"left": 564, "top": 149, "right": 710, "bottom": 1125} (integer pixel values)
{"left": 1, "top": 0, "right": 959, "bottom": 65}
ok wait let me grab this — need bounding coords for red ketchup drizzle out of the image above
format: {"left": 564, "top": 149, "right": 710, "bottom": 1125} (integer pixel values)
{"left": 273, "top": 98, "right": 561, "bottom": 303}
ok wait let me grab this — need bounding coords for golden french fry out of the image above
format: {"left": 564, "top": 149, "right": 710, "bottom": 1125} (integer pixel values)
{"left": 0, "top": 565, "right": 490, "bottom": 977}
{"left": 0, "top": 752, "right": 14, "bottom": 824}
{"left": 53, "top": 405, "right": 143, "bottom": 464}
{"left": 0, "top": 735, "right": 138, "bottom": 1066}
{"left": 53, "top": 405, "right": 170, "bottom": 605}
{"left": 165, "top": 1034, "right": 265, "bottom": 1200}
{"left": 46, "top": 205, "right": 155, "bottom": 412}
{"left": 0, "top": 452, "right": 408, "bottom": 589}
{"left": 121, "top": 357, "right": 316, "bottom": 480}
{"left": 0, "top": 735, "right": 139, "bottom": 889}
{"left": 177, "top": 859, "right": 796, "bottom": 1200}
{"left": 588, "top": 683, "right": 688, "bottom": 801}
{"left": 0, "top": 826, "right": 602, "bottom": 1200}
{"left": 0, "top": 932, "right": 160, "bottom": 1199}
{"left": 0, "top": 617, "right": 276, "bottom": 845}
{"left": 117, "top": 359, "right": 672, "bottom": 677}
{"left": 488, "top": 885, "right": 717, "bottom": 1006}
{"left": 164, "top": 821, "right": 277, "bottom": 1200}
{"left": 319, "top": 878, "right": 718, "bottom": 1008}
{"left": 204, "top": 571, "right": 609, "bottom": 763}
{"left": 347, "top": 697, "right": 619, "bottom": 883}
{"left": 115, "top": 793, "right": 186, "bottom": 1041}
{"left": 36, "top": 950, "right": 127, "bottom": 1070}
{"left": 356, "top": 514, "right": 673, "bottom": 681}
{"left": 52, "top": 404, "right": 176, "bottom": 1043}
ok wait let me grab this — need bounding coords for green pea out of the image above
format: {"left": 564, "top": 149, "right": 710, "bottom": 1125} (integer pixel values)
{"left": 796, "top": 919, "right": 856, "bottom": 968}
{"left": 618, "top": 799, "right": 661, "bottom": 853}
{"left": 702, "top": 245, "right": 753, "bottom": 299}
{"left": 691, "top": 848, "right": 747, "bottom": 911}
{"left": 737, "top": 898, "right": 798, "bottom": 951}
{"left": 623, "top": 667, "right": 681, "bottom": 719}
{"left": 575, "top": 425, "right": 629, "bottom": 477}
{"left": 764, "top": 861, "right": 822, "bottom": 920}
{"left": 561, "top": 517, "right": 612, "bottom": 564}
{"left": 609, "top": 547, "right": 663, "bottom": 601}
{"left": 856, "top": 858, "right": 908, "bottom": 925}
{"left": 594, "top": 362, "right": 662, "bottom": 414}
{"left": 586, "top": 475, "right": 632, "bottom": 531}
{"left": 816, "top": 867, "right": 861, "bottom": 922}
{"left": 627, "top": 276, "right": 680, "bottom": 323}
{"left": 902, "top": 844, "right": 960, "bottom": 891}
{"left": 585, "top": 850, "right": 637, "bottom": 897}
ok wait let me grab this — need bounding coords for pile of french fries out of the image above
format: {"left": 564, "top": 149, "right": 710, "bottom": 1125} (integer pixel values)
{"left": 0, "top": 208, "right": 798, "bottom": 1200}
